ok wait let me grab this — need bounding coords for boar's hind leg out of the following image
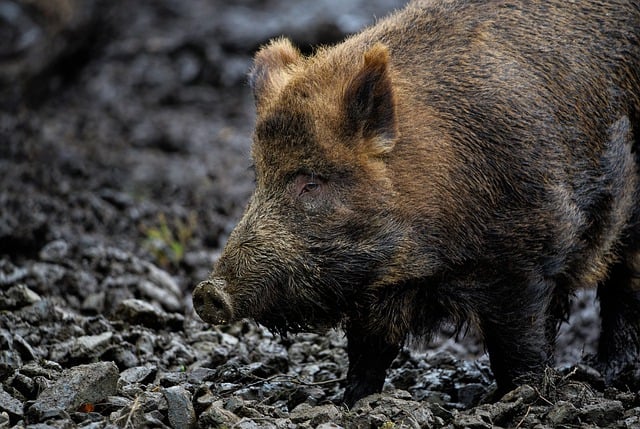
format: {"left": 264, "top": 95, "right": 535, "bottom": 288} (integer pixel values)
{"left": 596, "top": 243, "right": 640, "bottom": 390}
{"left": 342, "top": 322, "right": 401, "bottom": 408}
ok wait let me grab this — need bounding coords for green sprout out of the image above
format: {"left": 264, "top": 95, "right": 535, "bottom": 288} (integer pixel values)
{"left": 141, "top": 212, "right": 197, "bottom": 268}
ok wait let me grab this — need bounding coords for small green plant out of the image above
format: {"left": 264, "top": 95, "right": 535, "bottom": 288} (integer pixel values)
{"left": 379, "top": 422, "right": 396, "bottom": 429}
{"left": 141, "top": 212, "right": 197, "bottom": 268}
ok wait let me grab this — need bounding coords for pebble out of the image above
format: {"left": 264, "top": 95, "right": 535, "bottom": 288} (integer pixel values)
{"left": 546, "top": 400, "right": 578, "bottom": 425}
{"left": 38, "top": 240, "right": 70, "bottom": 262}
{"left": 72, "top": 332, "right": 114, "bottom": 358}
{"left": 199, "top": 402, "right": 240, "bottom": 427}
{"left": 291, "top": 403, "right": 336, "bottom": 425}
{"left": 114, "top": 298, "right": 183, "bottom": 330}
{"left": 0, "top": 284, "right": 41, "bottom": 310}
{"left": 118, "top": 365, "right": 157, "bottom": 385}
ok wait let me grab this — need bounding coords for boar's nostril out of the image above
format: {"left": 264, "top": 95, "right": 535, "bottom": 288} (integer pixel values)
{"left": 192, "top": 279, "right": 234, "bottom": 325}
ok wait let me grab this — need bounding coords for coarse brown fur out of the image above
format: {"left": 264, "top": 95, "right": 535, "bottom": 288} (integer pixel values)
{"left": 193, "top": 0, "right": 640, "bottom": 407}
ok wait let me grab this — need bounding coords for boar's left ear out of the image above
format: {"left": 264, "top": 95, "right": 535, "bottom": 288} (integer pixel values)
{"left": 343, "top": 43, "right": 397, "bottom": 155}
{"left": 249, "top": 38, "right": 302, "bottom": 107}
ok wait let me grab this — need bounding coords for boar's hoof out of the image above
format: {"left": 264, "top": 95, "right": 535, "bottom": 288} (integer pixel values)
{"left": 192, "top": 279, "right": 234, "bottom": 325}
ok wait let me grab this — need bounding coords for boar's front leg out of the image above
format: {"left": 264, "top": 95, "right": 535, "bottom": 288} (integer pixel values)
{"left": 477, "top": 278, "right": 555, "bottom": 396}
{"left": 343, "top": 320, "right": 401, "bottom": 408}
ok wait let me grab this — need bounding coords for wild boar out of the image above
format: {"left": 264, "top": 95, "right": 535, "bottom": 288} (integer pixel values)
{"left": 193, "top": 0, "right": 640, "bottom": 406}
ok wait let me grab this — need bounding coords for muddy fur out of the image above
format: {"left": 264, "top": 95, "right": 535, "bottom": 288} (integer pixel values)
{"left": 193, "top": 0, "right": 640, "bottom": 407}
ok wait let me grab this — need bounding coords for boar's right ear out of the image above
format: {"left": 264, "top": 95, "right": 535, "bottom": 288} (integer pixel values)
{"left": 249, "top": 38, "right": 301, "bottom": 107}
{"left": 343, "top": 43, "right": 397, "bottom": 155}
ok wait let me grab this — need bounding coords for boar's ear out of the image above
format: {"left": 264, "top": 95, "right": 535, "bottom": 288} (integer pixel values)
{"left": 249, "top": 38, "right": 301, "bottom": 106}
{"left": 343, "top": 43, "right": 397, "bottom": 155}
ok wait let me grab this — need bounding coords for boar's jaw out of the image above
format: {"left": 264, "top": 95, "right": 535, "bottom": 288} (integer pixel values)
{"left": 192, "top": 278, "right": 234, "bottom": 325}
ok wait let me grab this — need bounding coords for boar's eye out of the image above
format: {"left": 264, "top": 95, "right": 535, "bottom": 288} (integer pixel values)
{"left": 301, "top": 182, "right": 319, "bottom": 195}
{"left": 294, "top": 173, "right": 323, "bottom": 198}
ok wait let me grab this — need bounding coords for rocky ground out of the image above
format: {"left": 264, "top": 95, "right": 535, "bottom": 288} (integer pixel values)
{"left": 1, "top": 0, "right": 639, "bottom": 428}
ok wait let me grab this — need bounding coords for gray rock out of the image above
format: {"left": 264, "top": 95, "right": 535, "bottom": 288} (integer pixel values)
{"left": 143, "top": 261, "right": 182, "bottom": 299}
{"left": 501, "top": 384, "right": 537, "bottom": 403}
{"left": 138, "top": 279, "right": 182, "bottom": 313}
{"left": 0, "top": 386, "right": 23, "bottom": 418}
{"left": 134, "top": 331, "right": 156, "bottom": 358}
{"left": 141, "top": 391, "right": 168, "bottom": 412}
{"left": 12, "top": 372, "right": 36, "bottom": 398}
{"left": 316, "top": 423, "right": 344, "bottom": 429}
{"left": 233, "top": 418, "right": 265, "bottom": 429}
{"left": 81, "top": 291, "right": 105, "bottom": 313}
{"left": 71, "top": 332, "right": 114, "bottom": 359}
{"left": 163, "top": 386, "right": 196, "bottom": 429}
{"left": 20, "top": 360, "right": 62, "bottom": 380}
{"left": 0, "top": 330, "right": 20, "bottom": 377}
{"left": 158, "top": 370, "right": 188, "bottom": 387}
{"left": 118, "top": 365, "right": 157, "bottom": 386}
{"left": 27, "top": 361, "right": 119, "bottom": 423}
{"left": 50, "top": 328, "right": 113, "bottom": 364}
{"left": 0, "top": 260, "right": 28, "bottom": 287}
{"left": 0, "top": 284, "right": 41, "bottom": 310}
{"left": 114, "top": 298, "right": 158, "bottom": 325}
{"left": 451, "top": 410, "right": 492, "bottom": 429}
{"left": 39, "top": 240, "right": 70, "bottom": 262}
{"left": 349, "top": 392, "right": 436, "bottom": 428}
{"left": 545, "top": 401, "right": 578, "bottom": 426}
{"left": 110, "top": 397, "right": 145, "bottom": 429}
{"left": 579, "top": 399, "right": 624, "bottom": 426}
{"left": 13, "top": 333, "right": 39, "bottom": 361}
{"left": 0, "top": 411, "right": 9, "bottom": 428}
{"left": 290, "top": 403, "right": 341, "bottom": 426}
{"left": 199, "top": 401, "right": 240, "bottom": 427}
{"left": 193, "top": 385, "right": 216, "bottom": 414}
{"left": 187, "top": 367, "right": 217, "bottom": 384}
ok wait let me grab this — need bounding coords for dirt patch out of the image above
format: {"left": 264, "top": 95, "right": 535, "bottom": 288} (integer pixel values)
{"left": 1, "top": 1, "right": 638, "bottom": 428}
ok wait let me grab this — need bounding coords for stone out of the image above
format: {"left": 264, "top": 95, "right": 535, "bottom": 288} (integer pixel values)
{"left": 71, "top": 332, "right": 114, "bottom": 359}
{"left": 39, "top": 240, "right": 70, "bottom": 262}
{"left": 0, "top": 284, "right": 41, "bottom": 310}
{"left": 138, "top": 279, "right": 182, "bottom": 313}
{"left": 118, "top": 365, "right": 157, "bottom": 386}
{"left": 163, "top": 386, "right": 196, "bottom": 429}
{"left": 545, "top": 401, "right": 578, "bottom": 426}
{"left": 579, "top": 400, "right": 624, "bottom": 426}
{"left": 199, "top": 402, "right": 240, "bottom": 427}
{"left": 0, "top": 386, "right": 23, "bottom": 418}
{"left": 27, "top": 361, "right": 119, "bottom": 423}
{"left": 290, "top": 403, "right": 341, "bottom": 426}
{"left": 114, "top": 298, "right": 168, "bottom": 327}
{"left": 13, "top": 334, "right": 39, "bottom": 361}
{"left": 501, "top": 384, "right": 537, "bottom": 403}
{"left": 316, "top": 424, "right": 344, "bottom": 429}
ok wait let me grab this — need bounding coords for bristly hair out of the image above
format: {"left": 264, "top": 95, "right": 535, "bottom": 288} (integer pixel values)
{"left": 256, "top": 305, "right": 344, "bottom": 338}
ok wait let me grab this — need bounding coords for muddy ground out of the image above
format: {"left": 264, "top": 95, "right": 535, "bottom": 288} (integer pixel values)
{"left": 1, "top": 0, "right": 639, "bottom": 428}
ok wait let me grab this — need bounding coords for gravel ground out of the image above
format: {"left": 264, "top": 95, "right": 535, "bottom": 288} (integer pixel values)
{"left": 1, "top": 1, "right": 639, "bottom": 428}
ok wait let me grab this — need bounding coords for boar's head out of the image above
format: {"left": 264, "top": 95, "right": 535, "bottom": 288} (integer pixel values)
{"left": 193, "top": 39, "right": 412, "bottom": 334}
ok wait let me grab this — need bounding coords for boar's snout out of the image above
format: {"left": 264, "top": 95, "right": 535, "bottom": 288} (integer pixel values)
{"left": 193, "top": 278, "right": 234, "bottom": 325}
